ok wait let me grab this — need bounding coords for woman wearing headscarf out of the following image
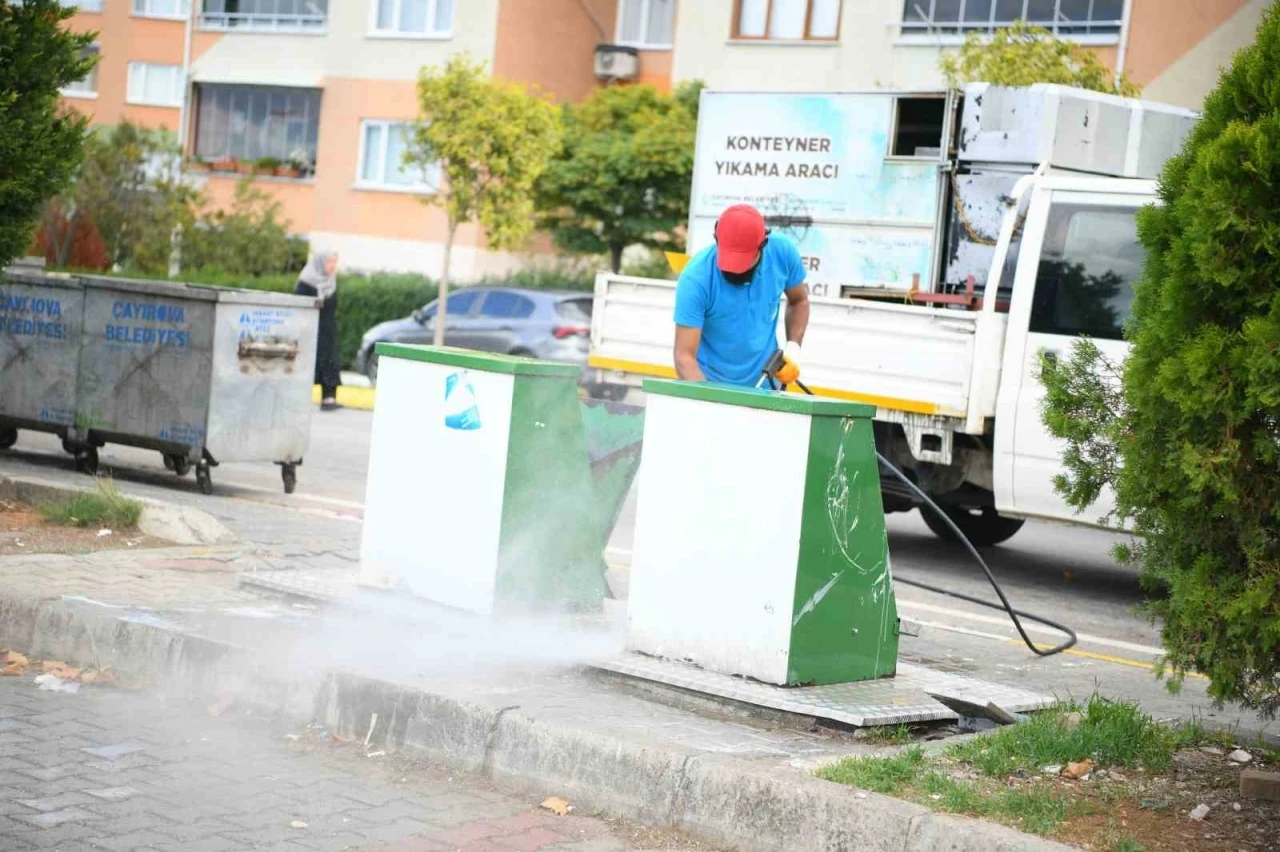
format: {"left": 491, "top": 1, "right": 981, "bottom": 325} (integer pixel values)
{"left": 296, "top": 251, "right": 342, "bottom": 411}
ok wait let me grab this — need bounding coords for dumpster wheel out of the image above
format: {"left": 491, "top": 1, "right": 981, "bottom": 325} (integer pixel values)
{"left": 281, "top": 463, "right": 297, "bottom": 494}
{"left": 195, "top": 462, "right": 214, "bottom": 495}
{"left": 163, "top": 453, "right": 192, "bottom": 477}
{"left": 0, "top": 427, "right": 16, "bottom": 450}
{"left": 75, "top": 447, "right": 98, "bottom": 475}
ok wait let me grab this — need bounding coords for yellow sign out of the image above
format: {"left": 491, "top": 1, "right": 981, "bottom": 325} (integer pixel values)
{"left": 664, "top": 251, "right": 691, "bottom": 274}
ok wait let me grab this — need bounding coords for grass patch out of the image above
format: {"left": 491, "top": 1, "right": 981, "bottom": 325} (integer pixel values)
{"left": 814, "top": 694, "right": 1232, "bottom": 841}
{"left": 863, "top": 723, "right": 915, "bottom": 745}
{"left": 40, "top": 478, "right": 143, "bottom": 529}
{"left": 945, "top": 694, "right": 1195, "bottom": 777}
{"left": 815, "top": 747, "right": 925, "bottom": 795}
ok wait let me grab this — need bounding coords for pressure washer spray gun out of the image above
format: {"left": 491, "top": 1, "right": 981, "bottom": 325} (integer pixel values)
{"left": 755, "top": 347, "right": 809, "bottom": 393}
{"left": 754, "top": 344, "right": 1080, "bottom": 660}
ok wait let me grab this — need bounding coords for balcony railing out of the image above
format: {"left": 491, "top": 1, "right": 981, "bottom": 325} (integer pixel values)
{"left": 198, "top": 12, "right": 327, "bottom": 32}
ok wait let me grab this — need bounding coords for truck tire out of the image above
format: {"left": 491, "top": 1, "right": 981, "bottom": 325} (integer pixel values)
{"left": 920, "top": 502, "right": 1025, "bottom": 547}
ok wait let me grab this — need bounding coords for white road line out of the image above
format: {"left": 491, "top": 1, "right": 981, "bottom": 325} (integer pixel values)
{"left": 895, "top": 597, "right": 1164, "bottom": 657}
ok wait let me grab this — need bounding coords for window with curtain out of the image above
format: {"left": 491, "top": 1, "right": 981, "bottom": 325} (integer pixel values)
{"left": 61, "top": 44, "right": 100, "bottom": 97}
{"left": 127, "top": 62, "right": 184, "bottom": 107}
{"left": 357, "top": 120, "right": 441, "bottom": 192}
{"left": 900, "top": 0, "right": 1124, "bottom": 36}
{"left": 734, "top": 0, "right": 841, "bottom": 41}
{"left": 68, "top": 0, "right": 104, "bottom": 12}
{"left": 617, "top": 0, "right": 676, "bottom": 48}
{"left": 133, "top": 0, "right": 190, "bottom": 18}
{"left": 372, "top": 0, "right": 455, "bottom": 36}
{"left": 199, "top": 0, "right": 328, "bottom": 31}
{"left": 193, "top": 84, "right": 321, "bottom": 171}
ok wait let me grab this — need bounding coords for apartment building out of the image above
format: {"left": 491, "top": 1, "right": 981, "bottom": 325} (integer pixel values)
{"left": 56, "top": 1, "right": 1266, "bottom": 275}
{"left": 670, "top": 1, "right": 1270, "bottom": 109}
{"left": 56, "top": 0, "right": 676, "bottom": 276}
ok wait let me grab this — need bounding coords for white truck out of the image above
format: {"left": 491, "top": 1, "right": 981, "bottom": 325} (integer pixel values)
{"left": 587, "top": 84, "right": 1197, "bottom": 545}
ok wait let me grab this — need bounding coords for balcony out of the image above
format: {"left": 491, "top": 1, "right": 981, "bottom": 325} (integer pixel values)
{"left": 189, "top": 84, "right": 321, "bottom": 180}
{"left": 199, "top": 1, "right": 327, "bottom": 34}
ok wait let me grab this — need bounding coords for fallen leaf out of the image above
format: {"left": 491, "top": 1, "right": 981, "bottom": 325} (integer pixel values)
{"left": 80, "top": 671, "right": 99, "bottom": 685}
{"left": 1, "top": 663, "right": 24, "bottom": 677}
{"left": 2, "top": 651, "right": 28, "bottom": 667}
{"left": 1062, "top": 759, "right": 1095, "bottom": 780}
{"left": 206, "top": 696, "right": 234, "bottom": 717}
{"left": 540, "top": 797, "right": 572, "bottom": 816}
{"left": 41, "top": 660, "right": 67, "bottom": 673}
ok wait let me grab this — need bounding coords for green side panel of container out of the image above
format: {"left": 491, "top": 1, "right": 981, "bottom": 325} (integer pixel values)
{"left": 787, "top": 415, "right": 899, "bottom": 685}
{"left": 494, "top": 374, "right": 608, "bottom": 613}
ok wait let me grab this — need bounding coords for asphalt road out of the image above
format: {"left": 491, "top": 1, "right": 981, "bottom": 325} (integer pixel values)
{"left": 3, "top": 407, "right": 1275, "bottom": 743}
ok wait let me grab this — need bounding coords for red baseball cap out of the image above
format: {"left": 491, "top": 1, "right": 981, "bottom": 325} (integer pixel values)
{"left": 715, "top": 205, "right": 767, "bottom": 274}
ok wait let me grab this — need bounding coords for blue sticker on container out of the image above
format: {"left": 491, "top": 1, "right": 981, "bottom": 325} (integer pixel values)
{"left": 444, "top": 371, "right": 481, "bottom": 431}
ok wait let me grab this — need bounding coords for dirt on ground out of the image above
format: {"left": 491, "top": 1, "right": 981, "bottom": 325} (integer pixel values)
{"left": 922, "top": 747, "right": 1280, "bottom": 851}
{"left": 0, "top": 498, "right": 169, "bottom": 556}
{"left": 1046, "top": 748, "right": 1280, "bottom": 851}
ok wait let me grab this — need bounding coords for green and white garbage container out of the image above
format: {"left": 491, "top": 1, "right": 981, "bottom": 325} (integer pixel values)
{"left": 360, "top": 344, "right": 642, "bottom": 615}
{"left": 627, "top": 379, "right": 899, "bottom": 686}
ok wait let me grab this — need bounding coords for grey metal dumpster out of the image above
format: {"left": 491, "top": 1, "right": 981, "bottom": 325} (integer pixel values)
{"left": 0, "top": 269, "right": 84, "bottom": 449}
{"left": 0, "top": 269, "right": 320, "bottom": 494}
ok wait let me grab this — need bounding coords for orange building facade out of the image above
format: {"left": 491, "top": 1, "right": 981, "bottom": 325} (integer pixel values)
{"left": 59, "top": 0, "right": 675, "bottom": 276}
{"left": 59, "top": 1, "right": 1265, "bottom": 275}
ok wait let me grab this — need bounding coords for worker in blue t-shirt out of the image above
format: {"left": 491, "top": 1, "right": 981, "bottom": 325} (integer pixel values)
{"left": 673, "top": 204, "right": 810, "bottom": 387}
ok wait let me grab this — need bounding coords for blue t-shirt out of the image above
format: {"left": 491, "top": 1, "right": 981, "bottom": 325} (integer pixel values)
{"left": 673, "top": 235, "right": 806, "bottom": 386}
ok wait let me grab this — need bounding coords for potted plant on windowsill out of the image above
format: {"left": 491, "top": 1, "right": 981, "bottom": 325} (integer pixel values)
{"left": 211, "top": 156, "right": 237, "bottom": 174}
{"left": 287, "top": 148, "right": 313, "bottom": 180}
{"left": 186, "top": 157, "right": 212, "bottom": 173}
{"left": 234, "top": 158, "right": 257, "bottom": 175}
{"left": 256, "top": 157, "right": 282, "bottom": 177}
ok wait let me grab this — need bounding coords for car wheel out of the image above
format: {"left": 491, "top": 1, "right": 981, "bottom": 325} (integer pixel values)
{"left": 920, "top": 501, "right": 1025, "bottom": 547}
{"left": 365, "top": 353, "right": 379, "bottom": 387}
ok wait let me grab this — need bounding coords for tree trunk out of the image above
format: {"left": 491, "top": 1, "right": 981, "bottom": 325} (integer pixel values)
{"left": 433, "top": 220, "right": 457, "bottom": 348}
{"left": 610, "top": 242, "right": 624, "bottom": 274}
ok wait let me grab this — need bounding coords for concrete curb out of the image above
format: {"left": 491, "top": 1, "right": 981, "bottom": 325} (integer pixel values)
{"left": 0, "top": 594, "right": 1075, "bottom": 852}
{"left": 0, "top": 473, "right": 238, "bottom": 546}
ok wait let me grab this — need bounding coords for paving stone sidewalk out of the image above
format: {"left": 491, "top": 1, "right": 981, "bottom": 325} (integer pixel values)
{"left": 0, "top": 676, "right": 713, "bottom": 852}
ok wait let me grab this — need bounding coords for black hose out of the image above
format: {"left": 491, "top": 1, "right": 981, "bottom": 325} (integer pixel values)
{"left": 789, "top": 378, "right": 1077, "bottom": 657}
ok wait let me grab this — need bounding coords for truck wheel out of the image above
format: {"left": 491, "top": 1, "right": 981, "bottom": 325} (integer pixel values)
{"left": 921, "top": 502, "right": 1025, "bottom": 547}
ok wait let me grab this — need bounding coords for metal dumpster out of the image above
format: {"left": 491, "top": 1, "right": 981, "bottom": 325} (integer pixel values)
{"left": 0, "top": 269, "right": 319, "bottom": 494}
{"left": 0, "top": 269, "right": 84, "bottom": 449}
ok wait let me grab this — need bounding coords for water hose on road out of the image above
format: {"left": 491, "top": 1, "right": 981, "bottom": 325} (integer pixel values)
{"left": 762, "top": 367, "right": 1078, "bottom": 658}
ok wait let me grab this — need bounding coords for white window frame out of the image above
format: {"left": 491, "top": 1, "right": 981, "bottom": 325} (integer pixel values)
{"left": 897, "top": 0, "right": 1125, "bottom": 46}
{"left": 368, "top": 0, "right": 455, "bottom": 40}
{"left": 132, "top": 0, "right": 191, "bottom": 20}
{"left": 70, "top": 0, "right": 104, "bottom": 13}
{"left": 127, "top": 62, "right": 184, "bottom": 107}
{"left": 60, "top": 44, "right": 100, "bottom": 99}
{"left": 615, "top": 0, "right": 676, "bottom": 50}
{"left": 354, "top": 120, "right": 440, "bottom": 195}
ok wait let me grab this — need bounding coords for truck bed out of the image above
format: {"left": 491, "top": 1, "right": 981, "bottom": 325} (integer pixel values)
{"left": 588, "top": 273, "right": 999, "bottom": 422}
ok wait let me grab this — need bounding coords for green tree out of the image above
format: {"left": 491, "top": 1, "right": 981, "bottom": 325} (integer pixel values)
{"left": 0, "top": 0, "right": 97, "bottom": 268}
{"left": 940, "top": 20, "right": 1140, "bottom": 96}
{"left": 407, "top": 55, "right": 561, "bottom": 345}
{"left": 536, "top": 82, "right": 698, "bottom": 273}
{"left": 183, "top": 177, "right": 301, "bottom": 277}
{"left": 44, "top": 122, "right": 194, "bottom": 274}
{"left": 1040, "top": 6, "right": 1280, "bottom": 716}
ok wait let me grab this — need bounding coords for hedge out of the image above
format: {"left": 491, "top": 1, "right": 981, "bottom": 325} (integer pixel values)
{"left": 56, "top": 264, "right": 597, "bottom": 371}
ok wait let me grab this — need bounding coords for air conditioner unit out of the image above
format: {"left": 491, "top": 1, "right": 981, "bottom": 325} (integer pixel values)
{"left": 594, "top": 44, "right": 639, "bottom": 81}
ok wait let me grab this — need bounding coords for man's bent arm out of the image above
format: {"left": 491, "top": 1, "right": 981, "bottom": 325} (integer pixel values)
{"left": 674, "top": 325, "right": 706, "bottom": 381}
{"left": 784, "top": 284, "right": 810, "bottom": 345}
